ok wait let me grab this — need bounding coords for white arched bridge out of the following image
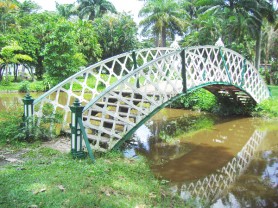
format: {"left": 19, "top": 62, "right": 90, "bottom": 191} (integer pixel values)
{"left": 33, "top": 46, "right": 270, "bottom": 152}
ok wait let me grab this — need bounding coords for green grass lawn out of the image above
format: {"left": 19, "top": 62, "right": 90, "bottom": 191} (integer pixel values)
{"left": 0, "top": 146, "right": 188, "bottom": 208}
{"left": 269, "top": 85, "right": 278, "bottom": 98}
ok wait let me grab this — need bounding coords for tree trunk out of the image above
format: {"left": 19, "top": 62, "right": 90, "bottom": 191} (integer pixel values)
{"left": 161, "top": 26, "right": 166, "bottom": 47}
{"left": 155, "top": 33, "right": 159, "bottom": 47}
{"left": 36, "top": 56, "right": 44, "bottom": 80}
{"left": 255, "top": 27, "right": 262, "bottom": 70}
{"left": 14, "top": 64, "right": 18, "bottom": 81}
{"left": 0, "top": 67, "right": 3, "bottom": 81}
{"left": 269, "top": 71, "right": 274, "bottom": 85}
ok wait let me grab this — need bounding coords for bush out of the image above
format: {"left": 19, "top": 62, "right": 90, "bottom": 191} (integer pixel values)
{"left": 253, "top": 98, "right": 278, "bottom": 118}
{"left": 171, "top": 88, "right": 217, "bottom": 111}
{"left": 0, "top": 77, "right": 11, "bottom": 86}
{"left": 29, "top": 81, "right": 45, "bottom": 92}
{"left": 0, "top": 105, "right": 24, "bottom": 144}
{"left": 0, "top": 103, "right": 63, "bottom": 145}
{"left": 18, "top": 80, "right": 29, "bottom": 93}
{"left": 212, "top": 95, "right": 255, "bottom": 116}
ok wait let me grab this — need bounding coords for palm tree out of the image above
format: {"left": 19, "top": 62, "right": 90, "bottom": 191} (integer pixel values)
{"left": 196, "top": 0, "right": 276, "bottom": 69}
{"left": 139, "top": 0, "right": 185, "bottom": 47}
{"left": 252, "top": 0, "right": 276, "bottom": 69}
{"left": 0, "top": 0, "right": 18, "bottom": 33}
{"left": 77, "top": 0, "right": 117, "bottom": 21}
{"left": 56, "top": 2, "right": 77, "bottom": 19}
{"left": 0, "top": 41, "right": 33, "bottom": 82}
{"left": 262, "top": 20, "right": 278, "bottom": 84}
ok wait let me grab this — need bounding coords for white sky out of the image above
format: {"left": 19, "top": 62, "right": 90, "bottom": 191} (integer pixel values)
{"left": 24, "top": 0, "right": 144, "bottom": 23}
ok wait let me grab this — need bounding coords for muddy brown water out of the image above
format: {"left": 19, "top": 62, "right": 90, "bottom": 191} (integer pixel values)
{"left": 1, "top": 93, "right": 278, "bottom": 207}
{"left": 124, "top": 108, "right": 278, "bottom": 207}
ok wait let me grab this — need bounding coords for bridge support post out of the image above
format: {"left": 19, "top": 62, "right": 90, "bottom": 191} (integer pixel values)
{"left": 22, "top": 93, "right": 34, "bottom": 136}
{"left": 132, "top": 51, "right": 140, "bottom": 88}
{"left": 241, "top": 58, "right": 246, "bottom": 87}
{"left": 181, "top": 49, "right": 187, "bottom": 93}
{"left": 70, "top": 99, "right": 86, "bottom": 159}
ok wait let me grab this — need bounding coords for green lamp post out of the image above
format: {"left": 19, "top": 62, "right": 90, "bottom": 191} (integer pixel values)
{"left": 70, "top": 98, "right": 86, "bottom": 159}
{"left": 22, "top": 93, "right": 34, "bottom": 125}
{"left": 22, "top": 93, "right": 34, "bottom": 138}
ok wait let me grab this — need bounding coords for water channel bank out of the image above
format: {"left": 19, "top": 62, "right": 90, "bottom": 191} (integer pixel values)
{"left": 1, "top": 93, "right": 277, "bottom": 207}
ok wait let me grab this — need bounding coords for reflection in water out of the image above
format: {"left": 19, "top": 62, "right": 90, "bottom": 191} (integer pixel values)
{"left": 124, "top": 109, "right": 278, "bottom": 206}
{"left": 174, "top": 130, "right": 266, "bottom": 203}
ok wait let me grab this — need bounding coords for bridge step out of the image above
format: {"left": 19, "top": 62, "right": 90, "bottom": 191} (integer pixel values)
{"left": 103, "top": 96, "right": 147, "bottom": 105}
{"left": 87, "top": 135, "right": 111, "bottom": 150}
{"left": 205, "top": 85, "right": 252, "bottom": 104}
{"left": 86, "top": 110, "right": 137, "bottom": 119}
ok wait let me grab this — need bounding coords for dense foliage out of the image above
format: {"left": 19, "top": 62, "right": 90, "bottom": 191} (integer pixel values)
{"left": 0, "top": 103, "right": 63, "bottom": 145}
{"left": 93, "top": 13, "right": 139, "bottom": 59}
{"left": 0, "top": 0, "right": 277, "bottom": 85}
{"left": 0, "top": 0, "right": 138, "bottom": 87}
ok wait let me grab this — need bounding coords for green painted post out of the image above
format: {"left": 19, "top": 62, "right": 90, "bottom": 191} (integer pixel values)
{"left": 22, "top": 93, "right": 34, "bottom": 133}
{"left": 132, "top": 51, "right": 140, "bottom": 88}
{"left": 23, "top": 93, "right": 34, "bottom": 119}
{"left": 70, "top": 99, "right": 86, "bottom": 159}
{"left": 181, "top": 49, "right": 187, "bottom": 93}
{"left": 241, "top": 58, "right": 246, "bottom": 87}
{"left": 219, "top": 48, "right": 232, "bottom": 83}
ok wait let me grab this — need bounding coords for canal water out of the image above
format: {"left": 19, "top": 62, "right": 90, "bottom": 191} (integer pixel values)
{"left": 124, "top": 108, "right": 278, "bottom": 207}
{"left": 1, "top": 93, "right": 278, "bottom": 207}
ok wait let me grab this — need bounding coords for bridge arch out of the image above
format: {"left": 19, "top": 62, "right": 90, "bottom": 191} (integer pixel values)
{"left": 33, "top": 46, "right": 270, "bottom": 152}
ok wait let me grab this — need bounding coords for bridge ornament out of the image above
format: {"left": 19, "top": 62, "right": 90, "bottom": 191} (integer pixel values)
{"left": 33, "top": 46, "right": 270, "bottom": 152}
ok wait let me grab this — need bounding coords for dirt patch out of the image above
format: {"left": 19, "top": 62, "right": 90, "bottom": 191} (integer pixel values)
{"left": 0, "top": 137, "right": 71, "bottom": 167}
{"left": 0, "top": 149, "right": 29, "bottom": 166}
{"left": 42, "top": 136, "right": 71, "bottom": 153}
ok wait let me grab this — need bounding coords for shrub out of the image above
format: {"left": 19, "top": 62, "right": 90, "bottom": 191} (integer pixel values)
{"left": 18, "top": 80, "right": 29, "bottom": 93}
{"left": 0, "top": 103, "right": 63, "bottom": 145}
{"left": 0, "top": 105, "right": 24, "bottom": 144}
{"left": 0, "top": 77, "right": 11, "bottom": 86}
{"left": 253, "top": 98, "right": 278, "bottom": 118}
{"left": 29, "top": 81, "right": 45, "bottom": 92}
{"left": 171, "top": 88, "right": 217, "bottom": 111}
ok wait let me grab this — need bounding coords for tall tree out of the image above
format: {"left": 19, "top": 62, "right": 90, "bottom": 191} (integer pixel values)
{"left": 139, "top": 0, "right": 185, "bottom": 47}
{"left": 262, "top": 20, "right": 278, "bottom": 84}
{"left": 0, "top": 0, "right": 18, "bottom": 33}
{"left": 195, "top": 0, "right": 276, "bottom": 69}
{"left": 56, "top": 2, "right": 77, "bottom": 19}
{"left": 253, "top": 0, "right": 275, "bottom": 69}
{"left": 0, "top": 41, "right": 33, "bottom": 81}
{"left": 93, "top": 13, "right": 138, "bottom": 59}
{"left": 77, "top": 0, "right": 116, "bottom": 21}
{"left": 17, "top": 0, "right": 40, "bottom": 15}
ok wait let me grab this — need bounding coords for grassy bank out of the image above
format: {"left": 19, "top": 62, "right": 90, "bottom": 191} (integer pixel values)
{"left": 0, "top": 80, "right": 45, "bottom": 92}
{"left": 0, "top": 146, "right": 187, "bottom": 208}
{"left": 269, "top": 85, "right": 278, "bottom": 98}
{"left": 252, "top": 85, "right": 278, "bottom": 118}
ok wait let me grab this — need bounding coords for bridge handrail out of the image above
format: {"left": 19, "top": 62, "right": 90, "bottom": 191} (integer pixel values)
{"left": 83, "top": 45, "right": 270, "bottom": 113}
{"left": 34, "top": 47, "right": 174, "bottom": 105}
{"left": 83, "top": 50, "right": 181, "bottom": 112}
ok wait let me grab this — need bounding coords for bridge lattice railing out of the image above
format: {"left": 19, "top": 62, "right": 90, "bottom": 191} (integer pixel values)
{"left": 33, "top": 48, "right": 175, "bottom": 129}
{"left": 32, "top": 46, "right": 270, "bottom": 151}
{"left": 82, "top": 46, "right": 269, "bottom": 151}
{"left": 183, "top": 46, "right": 269, "bottom": 103}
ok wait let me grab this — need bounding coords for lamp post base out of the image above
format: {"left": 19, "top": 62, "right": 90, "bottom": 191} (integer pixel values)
{"left": 71, "top": 150, "right": 87, "bottom": 159}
